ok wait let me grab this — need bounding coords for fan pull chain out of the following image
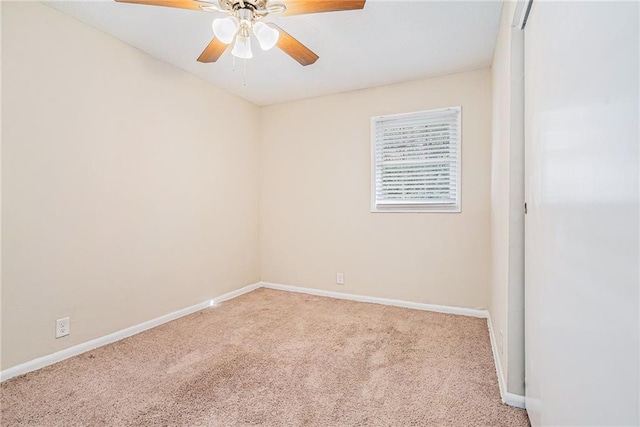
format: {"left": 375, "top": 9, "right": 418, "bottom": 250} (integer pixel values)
{"left": 232, "top": 55, "right": 236, "bottom": 72}
{"left": 243, "top": 59, "right": 247, "bottom": 87}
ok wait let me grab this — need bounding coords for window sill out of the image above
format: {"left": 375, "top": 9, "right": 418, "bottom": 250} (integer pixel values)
{"left": 371, "top": 206, "right": 461, "bottom": 214}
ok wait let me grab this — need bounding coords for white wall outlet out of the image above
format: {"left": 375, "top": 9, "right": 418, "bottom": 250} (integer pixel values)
{"left": 56, "top": 317, "right": 70, "bottom": 338}
{"left": 336, "top": 272, "right": 344, "bottom": 285}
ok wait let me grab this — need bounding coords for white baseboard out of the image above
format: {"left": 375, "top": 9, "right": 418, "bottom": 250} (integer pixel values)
{"left": 487, "top": 314, "right": 526, "bottom": 409}
{"left": 0, "top": 282, "right": 261, "bottom": 382}
{"left": 214, "top": 282, "right": 261, "bottom": 304}
{"left": 505, "top": 391, "right": 526, "bottom": 409}
{"left": 260, "top": 281, "right": 488, "bottom": 318}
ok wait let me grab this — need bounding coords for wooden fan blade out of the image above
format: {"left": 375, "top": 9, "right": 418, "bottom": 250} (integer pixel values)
{"left": 269, "top": 24, "right": 319, "bottom": 66}
{"left": 197, "top": 37, "right": 229, "bottom": 63}
{"left": 114, "top": 0, "right": 212, "bottom": 12}
{"left": 281, "top": 0, "right": 365, "bottom": 16}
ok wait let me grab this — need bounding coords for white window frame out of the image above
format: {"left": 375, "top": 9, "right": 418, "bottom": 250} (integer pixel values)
{"left": 371, "top": 106, "right": 462, "bottom": 213}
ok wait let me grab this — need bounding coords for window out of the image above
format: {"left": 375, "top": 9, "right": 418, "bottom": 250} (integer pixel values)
{"left": 371, "top": 106, "right": 461, "bottom": 212}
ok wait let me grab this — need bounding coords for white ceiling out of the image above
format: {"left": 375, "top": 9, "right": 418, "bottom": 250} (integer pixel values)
{"left": 43, "top": 0, "right": 502, "bottom": 106}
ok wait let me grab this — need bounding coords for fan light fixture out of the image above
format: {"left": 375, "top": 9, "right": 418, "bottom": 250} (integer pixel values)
{"left": 212, "top": 7, "right": 280, "bottom": 60}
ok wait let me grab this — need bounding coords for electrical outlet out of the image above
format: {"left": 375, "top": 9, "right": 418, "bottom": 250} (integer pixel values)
{"left": 56, "top": 317, "right": 70, "bottom": 338}
{"left": 336, "top": 272, "right": 344, "bottom": 285}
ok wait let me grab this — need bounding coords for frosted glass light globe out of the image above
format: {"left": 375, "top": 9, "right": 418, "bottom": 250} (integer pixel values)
{"left": 253, "top": 21, "right": 279, "bottom": 51}
{"left": 212, "top": 17, "right": 238, "bottom": 44}
{"left": 231, "top": 34, "right": 253, "bottom": 59}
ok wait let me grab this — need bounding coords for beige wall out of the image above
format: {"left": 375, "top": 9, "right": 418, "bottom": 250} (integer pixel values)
{"left": 259, "top": 69, "right": 493, "bottom": 309}
{"left": 1, "top": 2, "right": 260, "bottom": 369}
{"left": 490, "top": 0, "right": 525, "bottom": 396}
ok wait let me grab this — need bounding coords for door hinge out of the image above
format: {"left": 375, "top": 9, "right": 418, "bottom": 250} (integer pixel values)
{"left": 524, "top": 202, "right": 528, "bottom": 214}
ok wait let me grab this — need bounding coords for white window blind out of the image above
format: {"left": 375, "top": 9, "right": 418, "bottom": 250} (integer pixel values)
{"left": 371, "top": 106, "right": 461, "bottom": 212}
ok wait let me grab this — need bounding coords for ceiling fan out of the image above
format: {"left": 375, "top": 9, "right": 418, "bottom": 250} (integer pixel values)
{"left": 114, "top": 0, "right": 367, "bottom": 66}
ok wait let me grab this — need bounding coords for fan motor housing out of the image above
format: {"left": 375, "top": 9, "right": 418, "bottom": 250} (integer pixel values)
{"left": 219, "top": 0, "right": 269, "bottom": 12}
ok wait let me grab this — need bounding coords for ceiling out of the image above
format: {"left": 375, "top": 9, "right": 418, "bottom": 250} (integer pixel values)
{"left": 43, "top": 0, "right": 502, "bottom": 106}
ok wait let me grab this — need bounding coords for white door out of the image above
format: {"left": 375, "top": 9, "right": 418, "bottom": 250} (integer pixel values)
{"left": 524, "top": 1, "right": 639, "bottom": 425}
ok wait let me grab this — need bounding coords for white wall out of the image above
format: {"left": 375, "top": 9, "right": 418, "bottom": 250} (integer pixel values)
{"left": 524, "top": 1, "right": 639, "bottom": 425}
{"left": 259, "top": 70, "right": 493, "bottom": 309}
{"left": 490, "top": 0, "right": 525, "bottom": 398}
{"left": 1, "top": 2, "right": 260, "bottom": 370}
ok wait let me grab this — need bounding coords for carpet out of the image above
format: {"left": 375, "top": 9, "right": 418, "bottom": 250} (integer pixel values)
{"left": 1, "top": 288, "right": 529, "bottom": 426}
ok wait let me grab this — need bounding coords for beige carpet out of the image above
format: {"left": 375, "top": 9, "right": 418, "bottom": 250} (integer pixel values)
{"left": 1, "top": 288, "right": 529, "bottom": 426}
